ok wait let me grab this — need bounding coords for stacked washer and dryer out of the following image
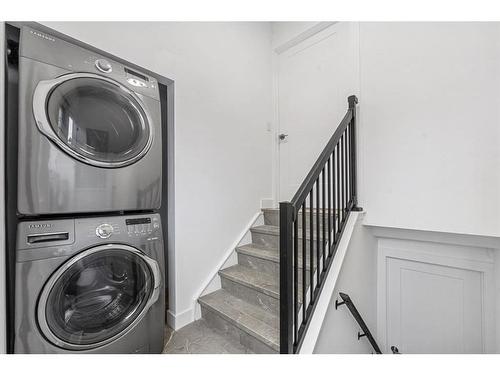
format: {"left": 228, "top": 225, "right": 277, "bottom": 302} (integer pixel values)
{"left": 12, "top": 27, "right": 165, "bottom": 353}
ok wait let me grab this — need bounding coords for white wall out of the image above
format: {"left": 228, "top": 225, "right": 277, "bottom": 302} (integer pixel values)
{"left": 314, "top": 215, "right": 378, "bottom": 353}
{"left": 359, "top": 22, "right": 500, "bottom": 237}
{"left": 42, "top": 22, "right": 274, "bottom": 328}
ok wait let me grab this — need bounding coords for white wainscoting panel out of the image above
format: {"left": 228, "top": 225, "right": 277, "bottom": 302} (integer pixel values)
{"left": 376, "top": 234, "right": 495, "bottom": 354}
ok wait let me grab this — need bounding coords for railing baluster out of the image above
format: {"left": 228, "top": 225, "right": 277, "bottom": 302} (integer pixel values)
{"left": 341, "top": 133, "right": 345, "bottom": 224}
{"left": 346, "top": 125, "right": 350, "bottom": 206}
{"left": 316, "top": 179, "right": 320, "bottom": 289}
{"left": 302, "top": 201, "right": 306, "bottom": 323}
{"left": 293, "top": 217, "right": 298, "bottom": 345}
{"left": 349, "top": 120, "right": 356, "bottom": 207}
{"left": 327, "top": 157, "right": 331, "bottom": 257}
{"left": 349, "top": 121, "right": 353, "bottom": 205}
{"left": 332, "top": 151, "right": 336, "bottom": 246}
{"left": 309, "top": 192, "right": 314, "bottom": 304}
{"left": 322, "top": 167, "right": 326, "bottom": 272}
{"left": 336, "top": 144, "right": 340, "bottom": 236}
{"left": 344, "top": 128, "right": 348, "bottom": 210}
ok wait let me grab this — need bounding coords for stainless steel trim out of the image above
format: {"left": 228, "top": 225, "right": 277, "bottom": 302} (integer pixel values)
{"left": 37, "top": 243, "right": 161, "bottom": 351}
{"left": 32, "top": 72, "right": 154, "bottom": 168}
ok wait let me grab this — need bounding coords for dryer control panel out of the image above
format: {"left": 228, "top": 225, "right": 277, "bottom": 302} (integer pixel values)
{"left": 126, "top": 216, "right": 160, "bottom": 237}
{"left": 19, "top": 26, "right": 160, "bottom": 101}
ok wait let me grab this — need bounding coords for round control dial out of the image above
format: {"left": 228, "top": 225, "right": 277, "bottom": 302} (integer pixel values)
{"left": 96, "top": 223, "right": 114, "bottom": 239}
{"left": 95, "top": 59, "right": 112, "bottom": 73}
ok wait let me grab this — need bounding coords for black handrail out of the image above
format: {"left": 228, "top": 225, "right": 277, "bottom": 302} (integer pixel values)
{"left": 280, "top": 95, "right": 361, "bottom": 353}
{"left": 290, "top": 110, "right": 352, "bottom": 207}
{"left": 335, "top": 292, "right": 382, "bottom": 354}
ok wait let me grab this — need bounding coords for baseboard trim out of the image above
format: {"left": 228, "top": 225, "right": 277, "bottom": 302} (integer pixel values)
{"left": 166, "top": 307, "right": 194, "bottom": 331}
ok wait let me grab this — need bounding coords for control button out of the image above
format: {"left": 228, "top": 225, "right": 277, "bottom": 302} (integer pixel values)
{"left": 127, "top": 78, "right": 147, "bottom": 87}
{"left": 95, "top": 59, "right": 112, "bottom": 73}
{"left": 96, "top": 223, "right": 113, "bottom": 239}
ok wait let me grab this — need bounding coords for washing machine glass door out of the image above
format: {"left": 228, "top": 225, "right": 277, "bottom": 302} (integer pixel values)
{"left": 33, "top": 73, "right": 153, "bottom": 168}
{"left": 38, "top": 244, "right": 161, "bottom": 350}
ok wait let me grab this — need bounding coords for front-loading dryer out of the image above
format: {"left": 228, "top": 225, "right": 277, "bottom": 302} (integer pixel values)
{"left": 17, "top": 26, "right": 162, "bottom": 215}
{"left": 14, "top": 213, "right": 165, "bottom": 353}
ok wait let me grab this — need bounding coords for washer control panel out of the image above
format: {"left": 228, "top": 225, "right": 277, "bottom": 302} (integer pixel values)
{"left": 95, "top": 223, "right": 114, "bottom": 238}
{"left": 126, "top": 217, "right": 160, "bottom": 237}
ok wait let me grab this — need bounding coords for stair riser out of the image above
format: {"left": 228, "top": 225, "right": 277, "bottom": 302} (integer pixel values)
{"left": 221, "top": 277, "right": 279, "bottom": 315}
{"left": 237, "top": 252, "right": 315, "bottom": 279}
{"left": 237, "top": 253, "right": 279, "bottom": 280}
{"left": 201, "top": 307, "right": 277, "bottom": 353}
{"left": 264, "top": 211, "right": 336, "bottom": 229}
{"left": 250, "top": 231, "right": 279, "bottom": 249}
{"left": 251, "top": 230, "right": 326, "bottom": 252}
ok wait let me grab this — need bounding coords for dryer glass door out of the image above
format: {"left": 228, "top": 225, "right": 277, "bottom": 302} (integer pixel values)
{"left": 38, "top": 245, "right": 160, "bottom": 350}
{"left": 41, "top": 75, "right": 153, "bottom": 168}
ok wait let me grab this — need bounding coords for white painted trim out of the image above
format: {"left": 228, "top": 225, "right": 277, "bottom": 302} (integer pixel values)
{"left": 375, "top": 231, "right": 496, "bottom": 354}
{"left": 166, "top": 308, "right": 193, "bottom": 331}
{"left": 274, "top": 22, "right": 338, "bottom": 55}
{"left": 271, "top": 47, "right": 280, "bottom": 205}
{"left": 368, "top": 224, "right": 500, "bottom": 250}
{"left": 179, "top": 211, "right": 263, "bottom": 330}
{"left": 299, "top": 211, "right": 361, "bottom": 354}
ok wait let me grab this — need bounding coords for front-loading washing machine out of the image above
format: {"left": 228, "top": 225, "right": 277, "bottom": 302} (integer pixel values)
{"left": 14, "top": 213, "right": 165, "bottom": 353}
{"left": 17, "top": 26, "right": 162, "bottom": 215}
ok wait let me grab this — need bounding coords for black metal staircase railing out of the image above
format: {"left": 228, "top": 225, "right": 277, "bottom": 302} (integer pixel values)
{"left": 279, "top": 95, "right": 361, "bottom": 353}
{"left": 335, "top": 292, "right": 381, "bottom": 354}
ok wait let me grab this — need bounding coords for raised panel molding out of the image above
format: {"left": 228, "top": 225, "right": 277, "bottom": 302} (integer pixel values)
{"left": 374, "top": 228, "right": 495, "bottom": 353}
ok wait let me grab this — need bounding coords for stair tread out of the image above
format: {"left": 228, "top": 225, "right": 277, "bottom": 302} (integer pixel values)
{"left": 219, "top": 264, "right": 279, "bottom": 299}
{"left": 198, "top": 289, "right": 279, "bottom": 351}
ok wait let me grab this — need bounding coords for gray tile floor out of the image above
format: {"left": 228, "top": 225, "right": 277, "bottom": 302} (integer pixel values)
{"left": 163, "top": 319, "right": 254, "bottom": 354}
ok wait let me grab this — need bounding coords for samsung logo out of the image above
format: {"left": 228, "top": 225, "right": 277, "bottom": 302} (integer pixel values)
{"left": 29, "top": 30, "right": 55, "bottom": 42}
{"left": 28, "top": 223, "right": 52, "bottom": 229}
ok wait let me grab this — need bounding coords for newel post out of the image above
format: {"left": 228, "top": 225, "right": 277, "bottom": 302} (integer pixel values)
{"left": 348, "top": 95, "right": 362, "bottom": 211}
{"left": 279, "top": 201, "right": 294, "bottom": 353}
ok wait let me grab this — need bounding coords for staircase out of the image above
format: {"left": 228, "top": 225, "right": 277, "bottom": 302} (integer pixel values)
{"left": 198, "top": 208, "right": 329, "bottom": 353}
{"left": 196, "top": 96, "right": 359, "bottom": 354}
